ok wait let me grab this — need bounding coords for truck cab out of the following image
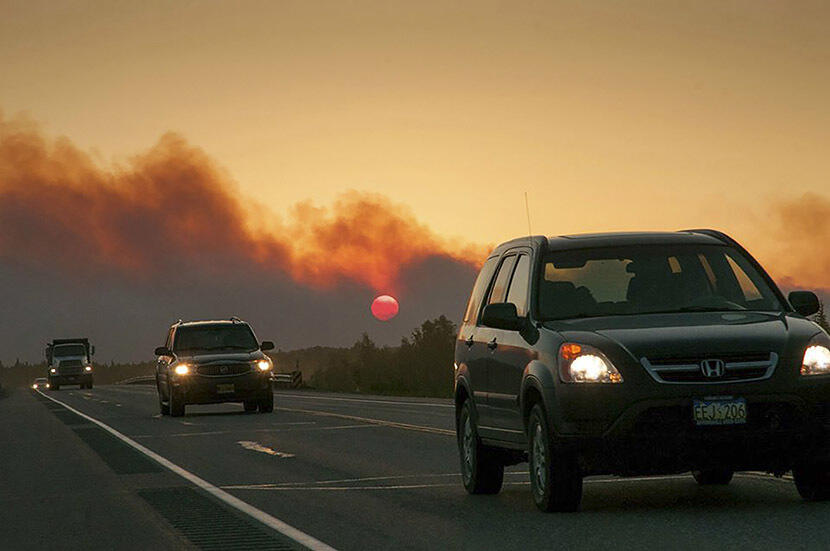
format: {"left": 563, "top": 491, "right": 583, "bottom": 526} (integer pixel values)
{"left": 47, "top": 338, "right": 95, "bottom": 390}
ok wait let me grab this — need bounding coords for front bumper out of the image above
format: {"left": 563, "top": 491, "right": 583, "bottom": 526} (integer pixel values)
{"left": 547, "top": 374, "right": 830, "bottom": 475}
{"left": 49, "top": 373, "right": 92, "bottom": 385}
{"left": 171, "top": 373, "right": 271, "bottom": 404}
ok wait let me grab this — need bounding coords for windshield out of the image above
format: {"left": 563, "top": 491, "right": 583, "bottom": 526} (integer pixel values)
{"left": 538, "top": 244, "right": 783, "bottom": 320}
{"left": 53, "top": 344, "right": 87, "bottom": 357}
{"left": 173, "top": 324, "right": 259, "bottom": 353}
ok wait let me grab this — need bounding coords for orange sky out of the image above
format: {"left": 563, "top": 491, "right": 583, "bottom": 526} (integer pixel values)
{"left": 2, "top": 0, "right": 829, "bottom": 286}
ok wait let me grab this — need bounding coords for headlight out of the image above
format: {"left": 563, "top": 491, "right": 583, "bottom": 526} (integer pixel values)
{"left": 84, "top": 366, "right": 92, "bottom": 372}
{"left": 559, "top": 343, "right": 623, "bottom": 383}
{"left": 174, "top": 363, "right": 190, "bottom": 376}
{"left": 50, "top": 368, "right": 56, "bottom": 373}
{"left": 32, "top": 384, "right": 37, "bottom": 389}
{"left": 256, "top": 359, "right": 271, "bottom": 371}
{"left": 802, "top": 343, "right": 830, "bottom": 376}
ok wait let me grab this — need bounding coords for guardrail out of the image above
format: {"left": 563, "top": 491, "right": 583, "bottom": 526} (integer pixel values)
{"left": 271, "top": 370, "right": 302, "bottom": 389}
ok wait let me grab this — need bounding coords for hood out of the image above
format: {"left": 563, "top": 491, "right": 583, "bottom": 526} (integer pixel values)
{"left": 544, "top": 311, "right": 792, "bottom": 361}
{"left": 174, "top": 350, "right": 266, "bottom": 364}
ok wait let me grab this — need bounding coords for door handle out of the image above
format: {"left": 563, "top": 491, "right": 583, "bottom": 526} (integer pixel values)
{"left": 465, "top": 335, "right": 474, "bottom": 348}
{"left": 487, "top": 337, "right": 498, "bottom": 351}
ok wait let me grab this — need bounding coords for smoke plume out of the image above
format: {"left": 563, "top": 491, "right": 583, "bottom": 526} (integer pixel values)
{"left": 0, "top": 113, "right": 484, "bottom": 293}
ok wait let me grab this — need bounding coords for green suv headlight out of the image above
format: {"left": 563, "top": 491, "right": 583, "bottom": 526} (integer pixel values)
{"left": 558, "top": 343, "right": 623, "bottom": 384}
{"left": 256, "top": 359, "right": 271, "bottom": 371}
{"left": 802, "top": 340, "right": 830, "bottom": 376}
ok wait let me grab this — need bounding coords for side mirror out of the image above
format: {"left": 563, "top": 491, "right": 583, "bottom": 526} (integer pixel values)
{"left": 154, "top": 346, "right": 172, "bottom": 356}
{"left": 789, "top": 291, "right": 820, "bottom": 317}
{"left": 260, "top": 341, "right": 275, "bottom": 351}
{"left": 481, "top": 303, "right": 524, "bottom": 331}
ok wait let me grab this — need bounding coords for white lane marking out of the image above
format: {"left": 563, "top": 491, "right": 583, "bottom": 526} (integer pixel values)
{"left": 224, "top": 473, "right": 463, "bottom": 489}
{"left": 36, "top": 390, "right": 337, "bottom": 551}
{"left": 275, "top": 406, "right": 454, "bottom": 436}
{"left": 238, "top": 441, "right": 295, "bottom": 458}
{"left": 131, "top": 423, "right": 372, "bottom": 439}
{"left": 274, "top": 393, "right": 453, "bottom": 409}
{"left": 224, "top": 472, "right": 792, "bottom": 492}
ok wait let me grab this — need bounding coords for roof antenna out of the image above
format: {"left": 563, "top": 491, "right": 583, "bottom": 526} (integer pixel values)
{"left": 524, "top": 191, "right": 533, "bottom": 241}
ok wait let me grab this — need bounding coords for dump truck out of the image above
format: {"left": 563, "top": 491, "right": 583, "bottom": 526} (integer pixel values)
{"left": 46, "top": 338, "right": 95, "bottom": 390}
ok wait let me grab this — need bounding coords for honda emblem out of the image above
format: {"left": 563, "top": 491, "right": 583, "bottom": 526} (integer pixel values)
{"left": 700, "top": 359, "right": 725, "bottom": 378}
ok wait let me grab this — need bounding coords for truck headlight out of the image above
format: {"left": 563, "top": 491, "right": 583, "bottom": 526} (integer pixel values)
{"left": 802, "top": 343, "right": 830, "bottom": 376}
{"left": 174, "top": 363, "right": 190, "bottom": 376}
{"left": 50, "top": 368, "right": 56, "bottom": 374}
{"left": 256, "top": 359, "right": 271, "bottom": 371}
{"left": 84, "top": 366, "right": 92, "bottom": 372}
{"left": 559, "top": 343, "right": 623, "bottom": 383}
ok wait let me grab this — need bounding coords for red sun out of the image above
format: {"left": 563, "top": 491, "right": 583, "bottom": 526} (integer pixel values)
{"left": 371, "top": 295, "right": 399, "bottom": 321}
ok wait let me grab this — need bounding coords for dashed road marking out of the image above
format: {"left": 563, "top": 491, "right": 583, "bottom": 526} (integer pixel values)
{"left": 238, "top": 441, "right": 295, "bottom": 458}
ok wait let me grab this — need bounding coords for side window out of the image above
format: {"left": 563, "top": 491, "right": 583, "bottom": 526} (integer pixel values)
{"left": 505, "top": 254, "right": 531, "bottom": 316}
{"left": 463, "top": 257, "right": 499, "bottom": 323}
{"left": 487, "top": 255, "right": 518, "bottom": 306}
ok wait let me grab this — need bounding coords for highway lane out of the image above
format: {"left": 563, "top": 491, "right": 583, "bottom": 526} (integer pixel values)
{"left": 33, "top": 385, "right": 830, "bottom": 550}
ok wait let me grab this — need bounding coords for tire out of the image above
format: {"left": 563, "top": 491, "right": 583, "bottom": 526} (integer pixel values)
{"left": 158, "top": 388, "right": 170, "bottom": 415}
{"left": 692, "top": 469, "right": 734, "bottom": 485}
{"left": 87, "top": 381, "right": 94, "bottom": 390}
{"left": 52, "top": 384, "right": 60, "bottom": 391}
{"left": 457, "top": 400, "right": 504, "bottom": 495}
{"left": 528, "top": 404, "right": 583, "bottom": 512}
{"left": 793, "top": 463, "right": 830, "bottom": 501}
{"left": 244, "top": 401, "right": 258, "bottom": 412}
{"left": 169, "top": 384, "right": 185, "bottom": 417}
{"left": 259, "top": 392, "right": 274, "bottom": 413}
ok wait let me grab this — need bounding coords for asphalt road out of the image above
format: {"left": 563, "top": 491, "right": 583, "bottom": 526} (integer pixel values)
{"left": 5, "top": 385, "right": 830, "bottom": 550}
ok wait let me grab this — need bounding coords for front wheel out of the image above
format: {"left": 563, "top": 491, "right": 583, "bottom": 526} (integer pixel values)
{"left": 793, "top": 463, "right": 830, "bottom": 501}
{"left": 259, "top": 392, "right": 274, "bottom": 413}
{"left": 528, "top": 404, "right": 582, "bottom": 512}
{"left": 169, "top": 384, "right": 185, "bottom": 417}
{"left": 692, "top": 469, "right": 734, "bottom": 485}
{"left": 457, "top": 400, "right": 503, "bottom": 495}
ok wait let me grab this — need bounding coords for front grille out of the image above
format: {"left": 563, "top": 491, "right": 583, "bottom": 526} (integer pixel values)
{"left": 58, "top": 359, "right": 83, "bottom": 375}
{"left": 196, "top": 364, "right": 251, "bottom": 377}
{"left": 641, "top": 352, "right": 778, "bottom": 384}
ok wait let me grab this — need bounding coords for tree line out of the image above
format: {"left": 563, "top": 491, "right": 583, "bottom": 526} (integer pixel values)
{"left": 3, "top": 303, "right": 829, "bottom": 396}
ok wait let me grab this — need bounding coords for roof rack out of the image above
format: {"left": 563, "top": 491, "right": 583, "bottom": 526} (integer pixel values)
{"left": 230, "top": 316, "right": 242, "bottom": 323}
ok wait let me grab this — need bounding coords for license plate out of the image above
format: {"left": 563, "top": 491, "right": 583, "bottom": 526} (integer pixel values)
{"left": 693, "top": 398, "right": 747, "bottom": 426}
{"left": 216, "top": 384, "right": 234, "bottom": 394}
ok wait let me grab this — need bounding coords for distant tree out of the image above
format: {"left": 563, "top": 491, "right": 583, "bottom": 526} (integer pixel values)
{"left": 814, "top": 299, "right": 830, "bottom": 333}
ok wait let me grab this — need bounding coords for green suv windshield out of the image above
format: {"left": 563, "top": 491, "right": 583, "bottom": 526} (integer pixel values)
{"left": 173, "top": 324, "right": 259, "bottom": 353}
{"left": 538, "top": 244, "right": 783, "bottom": 320}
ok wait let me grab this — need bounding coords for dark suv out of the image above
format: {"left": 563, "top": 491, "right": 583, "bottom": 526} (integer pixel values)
{"left": 455, "top": 230, "right": 830, "bottom": 511}
{"left": 154, "top": 318, "right": 275, "bottom": 417}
